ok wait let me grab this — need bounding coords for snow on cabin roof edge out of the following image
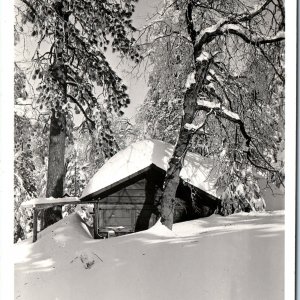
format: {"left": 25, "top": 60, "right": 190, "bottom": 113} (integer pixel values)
{"left": 80, "top": 139, "right": 219, "bottom": 200}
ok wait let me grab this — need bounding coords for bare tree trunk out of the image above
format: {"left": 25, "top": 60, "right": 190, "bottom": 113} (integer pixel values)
{"left": 44, "top": 110, "right": 66, "bottom": 227}
{"left": 160, "top": 58, "right": 211, "bottom": 229}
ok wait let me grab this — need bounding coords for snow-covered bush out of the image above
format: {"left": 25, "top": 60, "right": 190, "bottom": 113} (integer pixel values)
{"left": 217, "top": 166, "right": 266, "bottom": 216}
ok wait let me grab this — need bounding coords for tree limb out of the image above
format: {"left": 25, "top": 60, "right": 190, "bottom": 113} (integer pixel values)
{"left": 196, "top": 99, "right": 251, "bottom": 146}
{"left": 224, "top": 27, "right": 284, "bottom": 45}
{"left": 185, "top": 1, "right": 197, "bottom": 46}
{"left": 196, "top": 99, "right": 283, "bottom": 183}
{"left": 236, "top": 0, "right": 273, "bottom": 22}
{"left": 66, "top": 94, "right": 95, "bottom": 130}
{"left": 193, "top": 0, "right": 284, "bottom": 56}
{"left": 20, "top": 0, "right": 38, "bottom": 17}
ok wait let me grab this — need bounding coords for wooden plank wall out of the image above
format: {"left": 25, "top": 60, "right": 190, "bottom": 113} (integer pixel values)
{"left": 102, "top": 179, "right": 146, "bottom": 204}
{"left": 95, "top": 176, "right": 206, "bottom": 232}
{"left": 97, "top": 179, "right": 147, "bottom": 231}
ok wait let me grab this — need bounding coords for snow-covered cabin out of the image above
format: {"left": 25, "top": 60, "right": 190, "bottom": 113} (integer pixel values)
{"left": 80, "top": 140, "right": 221, "bottom": 238}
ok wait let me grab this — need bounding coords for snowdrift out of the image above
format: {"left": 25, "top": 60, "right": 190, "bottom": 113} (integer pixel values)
{"left": 15, "top": 211, "right": 284, "bottom": 300}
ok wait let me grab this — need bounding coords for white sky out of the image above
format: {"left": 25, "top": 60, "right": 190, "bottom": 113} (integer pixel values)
{"left": 102, "top": 0, "right": 163, "bottom": 120}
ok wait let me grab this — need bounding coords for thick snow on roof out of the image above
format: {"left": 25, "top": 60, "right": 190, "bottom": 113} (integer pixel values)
{"left": 21, "top": 197, "right": 80, "bottom": 208}
{"left": 81, "top": 139, "right": 219, "bottom": 199}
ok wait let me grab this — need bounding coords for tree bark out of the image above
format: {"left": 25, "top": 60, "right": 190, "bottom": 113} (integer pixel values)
{"left": 44, "top": 110, "right": 66, "bottom": 227}
{"left": 158, "top": 1, "right": 285, "bottom": 229}
{"left": 43, "top": 1, "right": 69, "bottom": 229}
{"left": 160, "top": 58, "right": 211, "bottom": 229}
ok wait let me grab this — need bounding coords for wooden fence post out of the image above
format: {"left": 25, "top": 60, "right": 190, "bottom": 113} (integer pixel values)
{"left": 32, "top": 207, "right": 38, "bottom": 243}
{"left": 94, "top": 203, "right": 99, "bottom": 239}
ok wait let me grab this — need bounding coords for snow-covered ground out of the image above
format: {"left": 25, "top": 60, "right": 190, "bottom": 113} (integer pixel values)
{"left": 15, "top": 211, "right": 284, "bottom": 300}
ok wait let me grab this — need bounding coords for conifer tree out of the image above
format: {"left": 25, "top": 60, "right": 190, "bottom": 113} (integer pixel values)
{"left": 16, "top": 0, "right": 140, "bottom": 227}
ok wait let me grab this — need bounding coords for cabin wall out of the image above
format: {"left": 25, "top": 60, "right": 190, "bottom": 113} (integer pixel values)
{"left": 93, "top": 173, "right": 219, "bottom": 238}
{"left": 102, "top": 179, "right": 146, "bottom": 204}
{"left": 95, "top": 178, "right": 158, "bottom": 235}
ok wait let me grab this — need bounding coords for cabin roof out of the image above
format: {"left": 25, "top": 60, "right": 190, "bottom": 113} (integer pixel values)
{"left": 80, "top": 139, "right": 219, "bottom": 201}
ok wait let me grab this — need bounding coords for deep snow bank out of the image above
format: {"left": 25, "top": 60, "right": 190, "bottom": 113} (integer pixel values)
{"left": 15, "top": 211, "right": 284, "bottom": 300}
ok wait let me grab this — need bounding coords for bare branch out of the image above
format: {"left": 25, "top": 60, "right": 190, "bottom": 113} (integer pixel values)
{"left": 258, "top": 45, "right": 285, "bottom": 83}
{"left": 236, "top": 0, "right": 273, "bottom": 22}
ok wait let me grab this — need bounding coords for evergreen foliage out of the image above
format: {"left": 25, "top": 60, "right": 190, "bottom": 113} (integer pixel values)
{"left": 14, "top": 0, "right": 140, "bottom": 233}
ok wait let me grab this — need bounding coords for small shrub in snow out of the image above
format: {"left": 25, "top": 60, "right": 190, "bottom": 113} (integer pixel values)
{"left": 72, "top": 249, "right": 103, "bottom": 269}
{"left": 80, "top": 251, "right": 95, "bottom": 269}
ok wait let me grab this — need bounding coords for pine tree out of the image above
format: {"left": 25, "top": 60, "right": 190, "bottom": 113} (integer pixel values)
{"left": 16, "top": 0, "right": 140, "bottom": 228}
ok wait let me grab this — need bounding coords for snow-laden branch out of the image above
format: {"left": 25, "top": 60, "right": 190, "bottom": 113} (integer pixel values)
{"left": 185, "top": 71, "right": 196, "bottom": 89}
{"left": 194, "top": 0, "right": 284, "bottom": 56}
{"left": 196, "top": 51, "right": 212, "bottom": 62}
{"left": 195, "top": 100, "right": 283, "bottom": 178}
{"left": 236, "top": 0, "right": 273, "bottom": 22}
{"left": 196, "top": 99, "right": 251, "bottom": 146}
{"left": 222, "top": 25, "right": 285, "bottom": 45}
{"left": 184, "top": 122, "right": 204, "bottom": 132}
{"left": 197, "top": 100, "right": 240, "bottom": 121}
{"left": 185, "top": 51, "right": 216, "bottom": 89}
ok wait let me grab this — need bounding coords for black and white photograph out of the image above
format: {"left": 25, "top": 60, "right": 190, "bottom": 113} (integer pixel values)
{"left": 0, "top": 0, "right": 296, "bottom": 299}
